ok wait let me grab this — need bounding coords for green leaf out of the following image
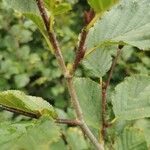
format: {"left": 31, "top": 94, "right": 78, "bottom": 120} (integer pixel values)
{"left": 86, "top": 0, "right": 150, "bottom": 51}
{"left": 121, "top": 46, "right": 134, "bottom": 61}
{"left": 44, "top": 0, "right": 55, "bottom": 10}
{"left": 52, "top": 3, "right": 72, "bottom": 16}
{"left": 24, "top": 14, "right": 45, "bottom": 32}
{"left": 50, "top": 139, "right": 66, "bottom": 150}
{"left": 0, "top": 121, "right": 33, "bottom": 148}
{"left": 66, "top": 128, "right": 89, "bottom": 150}
{"left": 9, "top": 0, "right": 39, "bottom": 14}
{"left": 112, "top": 75, "right": 150, "bottom": 120}
{"left": 74, "top": 78, "right": 101, "bottom": 138}
{"left": 24, "top": 13, "right": 53, "bottom": 53}
{"left": 87, "top": 0, "right": 119, "bottom": 13}
{"left": 134, "top": 119, "right": 150, "bottom": 148}
{"left": 44, "top": 0, "right": 71, "bottom": 15}
{"left": 113, "top": 127, "right": 147, "bottom": 150}
{"left": 8, "top": 1, "right": 54, "bottom": 52}
{"left": 0, "top": 90, "right": 57, "bottom": 118}
{"left": 0, "top": 117, "right": 61, "bottom": 150}
{"left": 82, "top": 47, "right": 112, "bottom": 77}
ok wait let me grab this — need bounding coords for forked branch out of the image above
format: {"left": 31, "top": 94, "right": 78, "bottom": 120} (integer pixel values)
{"left": 55, "top": 119, "right": 81, "bottom": 126}
{"left": 36, "top": 0, "right": 104, "bottom": 150}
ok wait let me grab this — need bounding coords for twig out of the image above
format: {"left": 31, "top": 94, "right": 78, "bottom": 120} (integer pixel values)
{"left": 55, "top": 119, "right": 81, "bottom": 126}
{"left": 36, "top": 0, "right": 49, "bottom": 31}
{"left": 105, "top": 46, "right": 123, "bottom": 90}
{"left": 101, "top": 46, "right": 123, "bottom": 140}
{"left": 36, "top": 1, "right": 104, "bottom": 149}
{"left": 101, "top": 82, "right": 107, "bottom": 140}
{"left": 67, "top": 78, "right": 104, "bottom": 150}
{"left": 72, "top": 30, "right": 88, "bottom": 73}
{"left": 72, "top": 10, "right": 95, "bottom": 74}
{"left": 1, "top": 106, "right": 80, "bottom": 126}
{"left": 36, "top": 0, "right": 67, "bottom": 74}
{"left": 0, "top": 105, "right": 39, "bottom": 118}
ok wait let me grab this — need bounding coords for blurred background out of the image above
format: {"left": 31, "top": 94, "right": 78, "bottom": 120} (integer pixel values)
{"left": 0, "top": 0, "right": 149, "bottom": 125}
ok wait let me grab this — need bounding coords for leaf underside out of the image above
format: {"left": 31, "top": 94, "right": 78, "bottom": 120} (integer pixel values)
{"left": 0, "top": 117, "right": 61, "bottom": 150}
{"left": 74, "top": 78, "right": 102, "bottom": 138}
{"left": 113, "top": 127, "right": 147, "bottom": 150}
{"left": 86, "top": 0, "right": 150, "bottom": 51}
{"left": 9, "top": 0, "right": 39, "bottom": 14}
{"left": 134, "top": 119, "right": 150, "bottom": 147}
{"left": 82, "top": 46, "right": 113, "bottom": 77}
{"left": 112, "top": 75, "right": 150, "bottom": 120}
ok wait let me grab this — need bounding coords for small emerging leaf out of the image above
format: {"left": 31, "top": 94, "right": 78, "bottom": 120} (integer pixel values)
{"left": 0, "top": 90, "right": 57, "bottom": 118}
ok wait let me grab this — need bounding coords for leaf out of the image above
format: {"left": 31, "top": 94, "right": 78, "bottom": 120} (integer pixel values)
{"left": 44, "top": 0, "right": 55, "bottom": 10}
{"left": 82, "top": 46, "right": 112, "bottom": 77}
{"left": 50, "top": 139, "right": 66, "bottom": 150}
{"left": 52, "top": 3, "right": 72, "bottom": 16}
{"left": 8, "top": 0, "right": 39, "bottom": 14}
{"left": 74, "top": 78, "right": 101, "bottom": 138}
{"left": 112, "top": 75, "right": 150, "bottom": 120}
{"left": 24, "top": 13, "right": 53, "bottom": 53}
{"left": 8, "top": 0, "right": 70, "bottom": 53}
{"left": 66, "top": 128, "right": 89, "bottom": 150}
{"left": 0, "top": 90, "right": 57, "bottom": 118}
{"left": 134, "top": 119, "right": 150, "bottom": 148}
{"left": 113, "top": 127, "right": 147, "bottom": 150}
{"left": 8, "top": 1, "right": 54, "bottom": 52}
{"left": 86, "top": 0, "right": 150, "bottom": 51}
{"left": 0, "top": 121, "right": 33, "bottom": 148}
{"left": 121, "top": 46, "right": 134, "bottom": 61}
{"left": 24, "top": 14, "right": 45, "bottom": 32}
{"left": 87, "top": 0, "right": 119, "bottom": 13}
{"left": 44, "top": 0, "right": 71, "bottom": 15}
{"left": 0, "top": 117, "right": 61, "bottom": 150}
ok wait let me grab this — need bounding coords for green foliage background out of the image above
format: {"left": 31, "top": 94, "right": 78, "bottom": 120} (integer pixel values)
{"left": 0, "top": 0, "right": 150, "bottom": 149}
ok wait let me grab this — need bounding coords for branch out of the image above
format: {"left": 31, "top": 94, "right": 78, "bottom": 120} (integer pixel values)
{"left": 105, "top": 46, "right": 123, "bottom": 90}
{"left": 0, "top": 105, "right": 39, "bottom": 119}
{"left": 36, "top": 0, "right": 49, "bottom": 31}
{"left": 72, "top": 10, "right": 95, "bottom": 74}
{"left": 72, "top": 30, "right": 87, "bottom": 73}
{"left": 36, "top": 1, "right": 104, "bottom": 149}
{"left": 36, "top": 0, "right": 67, "bottom": 74}
{"left": 101, "top": 45, "right": 123, "bottom": 140}
{"left": 0, "top": 105, "right": 80, "bottom": 126}
{"left": 56, "top": 119, "right": 81, "bottom": 126}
